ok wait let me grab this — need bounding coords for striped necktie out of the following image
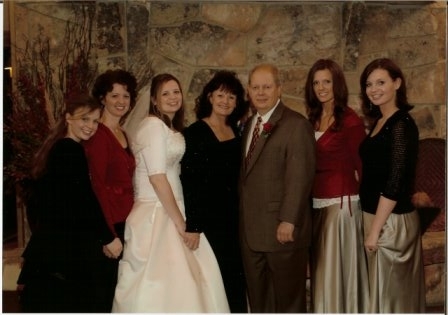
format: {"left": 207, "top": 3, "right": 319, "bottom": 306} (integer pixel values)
{"left": 245, "top": 116, "right": 262, "bottom": 167}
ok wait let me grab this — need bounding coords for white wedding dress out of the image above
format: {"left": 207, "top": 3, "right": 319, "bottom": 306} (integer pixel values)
{"left": 112, "top": 117, "right": 229, "bottom": 313}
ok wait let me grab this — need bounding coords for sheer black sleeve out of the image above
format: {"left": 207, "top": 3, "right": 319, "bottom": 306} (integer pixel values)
{"left": 382, "top": 114, "right": 419, "bottom": 200}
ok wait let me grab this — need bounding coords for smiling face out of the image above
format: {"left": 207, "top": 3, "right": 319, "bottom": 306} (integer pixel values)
{"left": 153, "top": 79, "right": 183, "bottom": 118}
{"left": 66, "top": 107, "right": 101, "bottom": 142}
{"left": 248, "top": 68, "right": 281, "bottom": 115}
{"left": 101, "top": 83, "right": 131, "bottom": 119}
{"left": 365, "top": 68, "right": 401, "bottom": 110}
{"left": 209, "top": 87, "right": 236, "bottom": 118}
{"left": 312, "top": 69, "right": 334, "bottom": 106}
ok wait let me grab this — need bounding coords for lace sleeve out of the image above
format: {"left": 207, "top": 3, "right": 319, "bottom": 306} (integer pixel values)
{"left": 382, "top": 115, "right": 418, "bottom": 200}
{"left": 135, "top": 117, "right": 168, "bottom": 176}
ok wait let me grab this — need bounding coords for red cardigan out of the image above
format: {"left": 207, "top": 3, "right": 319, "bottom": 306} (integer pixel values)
{"left": 83, "top": 123, "right": 136, "bottom": 236}
{"left": 312, "top": 107, "right": 366, "bottom": 199}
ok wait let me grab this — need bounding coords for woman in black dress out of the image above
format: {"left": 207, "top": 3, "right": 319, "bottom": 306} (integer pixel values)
{"left": 17, "top": 95, "right": 115, "bottom": 313}
{"left": 181, "top": 70, "right": 249, "bottom": 312}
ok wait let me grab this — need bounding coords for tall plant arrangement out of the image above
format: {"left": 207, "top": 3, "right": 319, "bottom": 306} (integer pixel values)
{"left": 4, "top": 3, "right": 97, "bottom": 194}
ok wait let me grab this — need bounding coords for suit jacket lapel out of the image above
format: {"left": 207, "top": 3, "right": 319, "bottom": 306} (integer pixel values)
{"left": 245, "top": 103, "right": 285, "bottom": 175}
{"left": 241, "top": 115, "right": 254, "bottom": 166}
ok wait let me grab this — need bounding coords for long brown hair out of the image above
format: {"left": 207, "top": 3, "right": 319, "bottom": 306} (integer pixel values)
{"left": 305, "top": 59, "right": 348, "bottom": 131}
{"left": 149, "top": 73, "right": 185, "bottom": 131}
{"left": 32, "top": 95, "right": 101, "bottom": 179}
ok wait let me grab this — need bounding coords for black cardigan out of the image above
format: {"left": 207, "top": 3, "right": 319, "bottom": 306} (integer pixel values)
{"left": 359, "top": 110, "right": 419, "bottom": 214}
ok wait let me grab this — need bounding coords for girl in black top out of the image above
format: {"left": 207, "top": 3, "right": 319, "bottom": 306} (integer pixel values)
{"left": 359, "top": 58, "right": 425, "bottom": 313}
{"left": 17, "top": 95, "right": 115, "bottom": 313}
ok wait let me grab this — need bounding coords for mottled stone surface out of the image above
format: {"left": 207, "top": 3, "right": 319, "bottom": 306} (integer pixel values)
{"left": 388, "top": 36, "right": 438, "bottom": 67}
{"left": 411, "top": 107, "right": 437, "bottom": 139}
{"left": 96, "top": 2, "right": 125, "bottom": 54}
{"left": 150, "top": 2, "right": 200, "bottom": 25}
{"left": 247, "top": 5, "right": 341, "bottom": 66}
{"left": 281, "top": 67, "right": 308, "bottom": 99}
{"left": 201, "top": 3, "right": 262, "bottom": 32}
{"left": 406, "top": 63, "right": 445, "bottom": 104}
{"left": 100, "top": 56, "right": 126, "bottom": 73}
{"left": 11, "top": 1, "right": 446, "bottom": 138}
{"left": 342, "top": 2, "right": 366, "bottom": 71}
{"left": 388, "top": 7, "right": 438, "bottom": 38}
{"left": 127, "top": 3, "right": 149, "bottom": 53}
{"left": 357, "top": 5, "right": 389, "bottom": 55}
{"left": 282, "top": 96, "right": 307, "bottom": 117}
{"left": 188, "top": 69, "right": 219, "bottom": 99}
{"left": 151, "top": 21, "right": 246, "bottom": 66}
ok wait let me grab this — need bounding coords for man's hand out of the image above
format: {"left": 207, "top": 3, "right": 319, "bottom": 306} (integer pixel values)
{"left": 277, "top": 221, "right": 295, "bottom": 244}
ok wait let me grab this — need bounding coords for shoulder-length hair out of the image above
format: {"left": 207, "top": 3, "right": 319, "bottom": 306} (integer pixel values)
{"left": 195, "top": 70, "right": 248, "bottom": 127}
{"left": 359, "top": 58, "right": 413, "bottom": 122}
{"left": 32, "top": 95, "right": 101, "bottom": 179}
{"left": 149, "top": 73, "right": 185, "bottom": 131}
{"left": 91, "top": 69, "right": 138, "bottom": 125}
{"left": 305, "top": 59, "right": 348, "bottom": 131}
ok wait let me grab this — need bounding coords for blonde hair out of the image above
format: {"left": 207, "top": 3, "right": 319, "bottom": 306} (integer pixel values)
{"left": 248, "top": 64, "right": 281, "bottom": 86}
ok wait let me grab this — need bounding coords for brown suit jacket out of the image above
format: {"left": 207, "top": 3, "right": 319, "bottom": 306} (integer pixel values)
{"left": 239, "top": 102, "right": 316, "bottom": 252}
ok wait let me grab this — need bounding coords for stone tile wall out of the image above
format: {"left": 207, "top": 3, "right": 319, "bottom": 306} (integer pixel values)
{"left": 9, "top": 1, "right": 446, "bottom": 137}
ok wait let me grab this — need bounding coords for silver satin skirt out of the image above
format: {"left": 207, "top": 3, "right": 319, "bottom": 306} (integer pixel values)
{"left": 311, "top": 200, "right": 369, "bottom": 313}
{"left": 363, "top": 210, "right": 426, "bottom": 313}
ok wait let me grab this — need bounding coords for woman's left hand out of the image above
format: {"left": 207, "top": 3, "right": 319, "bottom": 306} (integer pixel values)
{"left": 184, "top": 232, "right": 200, "bottom": 250}
{"left": 364, "top": 232, "right": 379, "bottom": 252}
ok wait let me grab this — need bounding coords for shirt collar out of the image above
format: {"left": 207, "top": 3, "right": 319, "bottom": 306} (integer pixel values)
{"left": 257, "top": 98, "right": 280, "bottom": 123}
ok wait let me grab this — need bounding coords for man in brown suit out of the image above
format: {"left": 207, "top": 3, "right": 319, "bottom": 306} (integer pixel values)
{"left": 240, "top": 64, "right": 315, "bottom": 312}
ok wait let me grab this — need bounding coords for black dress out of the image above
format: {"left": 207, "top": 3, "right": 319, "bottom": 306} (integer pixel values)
{"left": 181, "top": 120, "right": 247, "bottom": 313}
{"left": 17, "top": 138, "right": 114, "bottom": 313}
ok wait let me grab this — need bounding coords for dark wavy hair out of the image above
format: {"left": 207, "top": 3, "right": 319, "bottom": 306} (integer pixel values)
{"left": 32, "top": 95, "right": 101, "bottom": 179}
{"left": 360, "top": 58, "right": 413, "bottom": 123}
{"left": 91, "top": 69, "right": 138, "bottom": 125}
{"left": 149, "top": 73, "right": 185, "bottom": 132}
{"left": 305, "top": 59, "right": 348, "bottom": 131}
{"left": 194, "top": 70, "right": 248, "bottom": 127}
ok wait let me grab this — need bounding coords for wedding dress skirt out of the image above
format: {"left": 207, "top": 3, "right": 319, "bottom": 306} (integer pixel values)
{"left": 112, "top": 117, "right": 229, "bottom": 313}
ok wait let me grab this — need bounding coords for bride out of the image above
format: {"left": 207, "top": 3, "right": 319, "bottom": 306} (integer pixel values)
{"left": 112, "top": 73, "right": 229, "bottom": 313}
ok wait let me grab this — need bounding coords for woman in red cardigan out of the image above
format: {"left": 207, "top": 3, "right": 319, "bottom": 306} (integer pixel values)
{"left": 83, "top": 69, "right": 137, "bottom": 312}
{"left": 305, "top": 59, "right": 368, "bottom": 313}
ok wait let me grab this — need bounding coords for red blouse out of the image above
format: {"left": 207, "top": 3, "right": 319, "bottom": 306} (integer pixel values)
{"left": 83, "top": 123, "right": 136, "bottom": 236}
{"left": 312, "top": 107, "right": 366, "bottom": 199}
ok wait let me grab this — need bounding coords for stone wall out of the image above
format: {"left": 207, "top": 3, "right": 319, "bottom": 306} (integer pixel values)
{"left": 7, "top": 0, "right": 446, "bottom": 308}
{"left": 9, "top": 1, "right": 446, "bottom": 137}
